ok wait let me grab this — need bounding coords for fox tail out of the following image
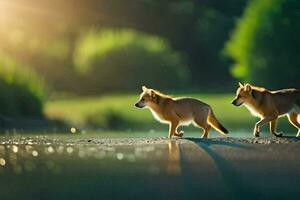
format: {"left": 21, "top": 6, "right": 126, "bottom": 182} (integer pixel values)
{"left": 207, "top": 110, "right": 229, "bottom": 135}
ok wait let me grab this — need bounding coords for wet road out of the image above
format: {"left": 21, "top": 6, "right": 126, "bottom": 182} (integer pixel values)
{"left": 0, "top": 136, "right": 299, "bottom": 200}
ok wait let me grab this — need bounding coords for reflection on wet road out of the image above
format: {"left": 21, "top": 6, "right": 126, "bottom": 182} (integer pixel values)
{"left": 0, "top": 137, "right": 300, "bottom": 200}
{"left": 167, "top": 140, "right": 181, "bottom": 175}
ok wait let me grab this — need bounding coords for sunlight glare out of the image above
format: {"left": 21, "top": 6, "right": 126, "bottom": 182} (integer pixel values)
{"left": 0, "top": 158, "right": 6, "bottom": 166}
{"left": 32, "top": 150, "right": 38, "bottom": 157}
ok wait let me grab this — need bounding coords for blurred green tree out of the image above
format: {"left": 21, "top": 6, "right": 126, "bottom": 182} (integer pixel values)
{"left": 0, "top": 0, "right": 248, "bottom": 93}
{"left": 74, "top": 29, "right": 189, "bottom": 93}
{"left": 0, "top": 53, "right": 46, "bottom": 117}
{"left": 225, "top": 0, "right": 300, "bottom": 88}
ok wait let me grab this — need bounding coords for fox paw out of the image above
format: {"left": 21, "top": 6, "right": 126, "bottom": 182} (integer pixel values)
{"left": 274, "top": 132, "right": 283, "bottom": 137}
{"left": 201, "top": 134, "right": 208, "bottom": 139}
{"left": 175, "top": 131, "right": 184, "bottom": 138}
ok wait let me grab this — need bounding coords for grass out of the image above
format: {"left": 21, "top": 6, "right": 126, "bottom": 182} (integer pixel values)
{"left": 45, "top": 93, "right": 294, "bottom": 133}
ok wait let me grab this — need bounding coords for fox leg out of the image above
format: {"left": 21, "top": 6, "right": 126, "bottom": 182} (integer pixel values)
{"left": 287, "top": 113, "right": 300, "bottom": 137}
{"left": 193, "top": 114, "right": 211, "bottom": 138}
{"left": 168, "top": 121, "right": 179, "bottom": 139}
{"left": 254, "top": 116, "right": 278, "bottom": 137}
{"left": 201, "top": 125, "right": 211, "bottom": 139}
{"left": 270, "top": 119, "right": 283, "bottom": 137}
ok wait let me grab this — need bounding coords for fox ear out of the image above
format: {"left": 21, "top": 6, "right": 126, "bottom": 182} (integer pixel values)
{"left": 239, "top": 82, "right": 244, "bottom": 87}
{"left": 142, "top": 86, "right": 148, "bottom": 91}
{"left": 150, "top": 90, "right": 156, "bottom": 99}
{"left": 245, "top": 84, "right": 251, "bottom": 92}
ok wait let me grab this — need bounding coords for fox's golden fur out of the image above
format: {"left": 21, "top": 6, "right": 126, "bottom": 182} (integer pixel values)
{"left": 135, "top": 86, "right": 228, "bottom": 138}
{"left": 232, "top": 82, "right": 300, "bottom": 137}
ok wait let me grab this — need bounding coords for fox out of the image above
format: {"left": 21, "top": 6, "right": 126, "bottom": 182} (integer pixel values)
{"left": 232, "top": 82, "right": 300, "bottom": 137}
{"left": 135, "top": 86, "right": 228, "bottom": 138}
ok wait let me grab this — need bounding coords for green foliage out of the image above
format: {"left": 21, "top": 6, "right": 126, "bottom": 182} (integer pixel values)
{"left": 225, "top": 0, "right": 300, "bottom": 88}
{"left": 74, "top": 29, "right": 189, "bottom": 94}
{"left": 0, "top": 53, "right": 47, "bottom": 117}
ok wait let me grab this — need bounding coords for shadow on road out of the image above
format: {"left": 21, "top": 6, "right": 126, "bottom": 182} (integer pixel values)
{"left": 184, "top": 138, "right": 260, "bottom": 200}
{"left": 185, "top": 137, "right": 252, "bottom": 149}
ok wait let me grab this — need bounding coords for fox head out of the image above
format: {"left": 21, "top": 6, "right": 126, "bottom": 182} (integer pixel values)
{"left": 135, "top": 86, "right": 159, "bottom": 108}
{"left": 232, "top": 82, "right": 254, "bottom": 106}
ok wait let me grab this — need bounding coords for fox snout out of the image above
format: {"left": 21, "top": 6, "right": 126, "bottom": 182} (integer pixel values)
{"left": 135, "top": 102, "right": 140, "bottom": 108}
{"left": 135, "top": 102, "right": 144, "bottom": 108}
{"left": 231, "top": 98, "right": 241, "bottom": 106}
